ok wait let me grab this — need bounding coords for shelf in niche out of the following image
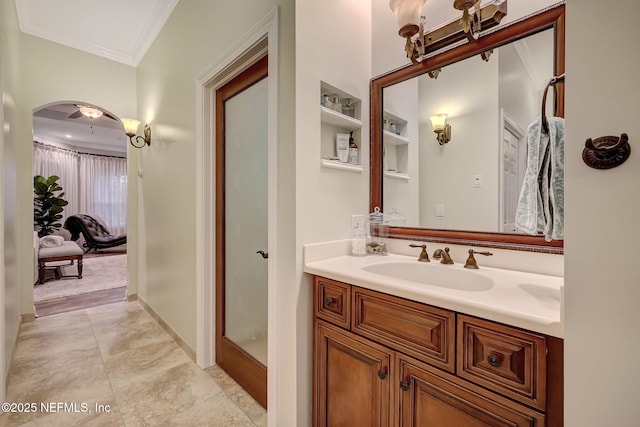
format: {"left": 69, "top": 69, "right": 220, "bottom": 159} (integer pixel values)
{"left": 321, "top": 106, "right": 363, "bottom": 130}
{"left": 321, "top": 159, "right": 363, "bottom": 173}
{"left": 384, "top": 171, "right": 410, "bottom": 180}
{"left": 383, "top": 130, "right": 410, "bottom": 145}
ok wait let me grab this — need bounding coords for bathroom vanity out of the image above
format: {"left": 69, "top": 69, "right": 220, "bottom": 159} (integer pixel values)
{"left": 306, "top": 251, "right": 563, "bottom": 427}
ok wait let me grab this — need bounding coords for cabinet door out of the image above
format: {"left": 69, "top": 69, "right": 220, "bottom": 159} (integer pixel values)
{"left": 314, "top": 320, "right": 393, "bottom": 427}
{"left": 397, "top": 354, "right": 544, "bottom": 427}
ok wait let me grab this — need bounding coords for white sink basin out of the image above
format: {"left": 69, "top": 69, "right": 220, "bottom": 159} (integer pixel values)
{"left": 362, "top": 261, "right": 494, "bottom": 291}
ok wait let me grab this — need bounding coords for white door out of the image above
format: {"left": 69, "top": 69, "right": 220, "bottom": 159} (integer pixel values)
{"left": 500, "top": 110, "right": 526, "bottom": 233}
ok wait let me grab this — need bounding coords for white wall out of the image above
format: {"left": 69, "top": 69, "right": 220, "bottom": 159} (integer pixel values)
{"left": 564, "top": 0, "right": 640, "bottom": 424}
{"left": 0, "top": 0, "right": 22, "bottom": 402}
{"left": 296, "top": 1, "right": 371, "bottom": 425}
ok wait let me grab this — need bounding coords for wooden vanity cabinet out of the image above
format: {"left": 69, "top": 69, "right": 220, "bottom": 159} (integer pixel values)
{"left": 397, "top": 353, "right": 544, "bottom": 426}
{"left": 315, "top": 321, "right": 394, "bottom": 427}
{"left": 312, "top": 276, "right": 563, "bottom": 427}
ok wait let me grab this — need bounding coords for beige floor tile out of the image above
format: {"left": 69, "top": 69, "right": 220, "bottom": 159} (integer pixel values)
{"left": 103, "top": 340, "right": 191, "bottom": 388}
{"left": 5, "top": 301, "right": 267, "bottom": 427}
{"left": 142, "top": 393, "right": 255, "bottom": 427}
{"left": 205, "top": 365, "right": 267, "bottom": 426}
{"left": 115, "top": 361, "right": 224, "bottom": 425}
{"left": 8, "top": 344, "right": 104, "bottom": 387}
{"left": 3, "top": 373, "right": 117, "bottom": 426}
{"left": 92, "top": 317, "right": 173, "bottom": 360}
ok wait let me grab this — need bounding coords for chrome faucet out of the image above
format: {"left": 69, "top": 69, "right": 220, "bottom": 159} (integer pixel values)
{"left": 433, "top": 247, "right": 454, "bottom": 264}
{"left": 464, "top": 249, "right": 493, "bottom": 269}
{"left": 409, "top": 244, "right": 429, "bottom": 262}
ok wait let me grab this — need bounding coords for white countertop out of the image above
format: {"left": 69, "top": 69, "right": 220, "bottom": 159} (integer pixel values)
{"left": 304, "top": 249, "right": 563, "bottom": 338}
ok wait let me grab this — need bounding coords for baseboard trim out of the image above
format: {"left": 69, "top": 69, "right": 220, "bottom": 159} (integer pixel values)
{"left": 21, "top": 313, "right": 36, "bottom": 323}
{"left": 137, "top": 297, "right": 196, "bottom": 362}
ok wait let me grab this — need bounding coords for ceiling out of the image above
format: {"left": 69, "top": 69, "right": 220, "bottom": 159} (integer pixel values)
{"left": 33, "top": 103, "right": 129, "bottom": 154}
{"left": 15, "top": 0, "right": 179, "bottom": 66}
{"left": 17, "top": 0, "right": 179, "bottom": 154}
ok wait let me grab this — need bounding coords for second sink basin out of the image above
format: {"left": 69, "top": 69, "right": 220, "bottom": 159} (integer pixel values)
{"left": 362, "top": 261, "right": 494, "bottom": 291}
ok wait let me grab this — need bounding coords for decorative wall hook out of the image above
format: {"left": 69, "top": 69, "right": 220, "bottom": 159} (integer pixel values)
{"left": 582, "top": 133, "right": 630, "bottom": 169}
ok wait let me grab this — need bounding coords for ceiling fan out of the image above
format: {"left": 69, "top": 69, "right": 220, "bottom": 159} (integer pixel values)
{"left": 68, "top": 104, "right": 118, "bottom": 121}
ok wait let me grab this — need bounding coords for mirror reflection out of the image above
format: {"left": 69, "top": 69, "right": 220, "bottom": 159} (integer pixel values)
{"left": 383, "top": 28, "right": 555, "bottom": 234}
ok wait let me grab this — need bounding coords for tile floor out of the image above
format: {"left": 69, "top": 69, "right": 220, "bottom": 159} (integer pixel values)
{"left": 1, "top": 301, "right": 267, "bottom": 426}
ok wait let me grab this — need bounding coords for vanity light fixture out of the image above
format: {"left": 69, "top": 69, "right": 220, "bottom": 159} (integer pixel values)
{"left": 121, "top": 118, "right": 151, "bottom": 148}
{"left": 389, "top": 0, "right": 508, "bottom": 64}
{"left": 79, "top": 105, "right": 104, "bottom": 119}
{"left": 430, "top": 114, "right": 451, "bottom": 145}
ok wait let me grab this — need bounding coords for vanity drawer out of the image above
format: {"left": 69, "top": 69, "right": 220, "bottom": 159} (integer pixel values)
{"left": 314, "top": 277, "right": 351, "bottom": 329}
{"left": 352, "top": 287, "right": 455, "bottom": 373}
{"left": 457, "top": 314, "right": 547, "bottom": 411}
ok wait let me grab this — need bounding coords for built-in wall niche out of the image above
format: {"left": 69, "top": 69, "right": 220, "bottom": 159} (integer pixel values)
{"left": 320, "top": 81, "right": 363, "bottom": 172}
{"left": 383, "top": 111, "right": 410, "bottom": 180}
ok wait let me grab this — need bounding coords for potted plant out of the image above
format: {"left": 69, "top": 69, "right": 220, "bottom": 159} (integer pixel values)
{"left": 33, "top": 175, "right": 69, "bottom": 237}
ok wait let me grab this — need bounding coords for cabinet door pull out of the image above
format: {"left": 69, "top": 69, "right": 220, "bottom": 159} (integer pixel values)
{"left": 487, "top": 353, "right": 502, "bottom": 368}
{"left": 377, "top": 369, "right": 387, "bottom": 380}
{"left": 325, "top": 297, "right": 336, "bottom": 306}
{"left": 399, "top": 380, "right": 410, "bottom": 391}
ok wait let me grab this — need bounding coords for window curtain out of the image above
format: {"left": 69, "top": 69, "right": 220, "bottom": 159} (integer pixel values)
{"left": 32, "top": 143, "right": 80, "bottom": 225}
{"left": 33, "top": 142, "right": 127, "bottom": 235}
{"left": 79, "top": 155, "right": 128, "bottom": 236}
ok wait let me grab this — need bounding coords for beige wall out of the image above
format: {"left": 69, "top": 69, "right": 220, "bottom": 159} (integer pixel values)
{"left": 564, "top": 0, "right": 640, "bottom": 424}
{"left": 0, "top": 0, "right": 22, "bottom": 400}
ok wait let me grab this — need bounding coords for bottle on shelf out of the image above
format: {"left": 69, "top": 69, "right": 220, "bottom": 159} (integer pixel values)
{"left": 322, "top": 94, "right": 333, "bottom": 109}
{"left": 330, "top": 96, "right": 342, "bottom": 114}
{"left": 342, "top": 98, "right": 355, "bottom": 118}
{"left": 347, "top": 131, "right": 358, "bottom": 165}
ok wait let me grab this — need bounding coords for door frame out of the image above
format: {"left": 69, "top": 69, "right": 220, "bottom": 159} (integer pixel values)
{"left": 215, "top": 55, "right": 268, "bottom": 407}
{"left": 195, "top": 2, "right": 279, "bottom": 412}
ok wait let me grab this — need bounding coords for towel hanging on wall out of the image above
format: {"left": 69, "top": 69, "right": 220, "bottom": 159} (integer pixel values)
{"left": 515, "top": 74, "right": 565, "bottom": 241}
{"left": 514, "top": 116, "right": 564, "bottom": 241}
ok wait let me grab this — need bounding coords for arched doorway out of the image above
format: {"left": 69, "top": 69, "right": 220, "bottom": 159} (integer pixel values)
{"left": 32, "top": 101, "right": 129, "bottom": 316}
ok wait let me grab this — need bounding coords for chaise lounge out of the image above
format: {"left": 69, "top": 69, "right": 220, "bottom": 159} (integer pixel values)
{"left": 63, "top": 214, "right": 127, "bottom": 253}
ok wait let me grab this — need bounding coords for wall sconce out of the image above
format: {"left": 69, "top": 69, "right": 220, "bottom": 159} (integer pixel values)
{"left": 430, "top": 114, "right": 451, "bottom": 145}
{"left": 389, "top": 0, "right": 507, "bottom": 64}
{"left": 389, "top": 0, "right": 426, "bottom": 62}
{"left": 121, "top": 118, "right": 151, "bottom": 148}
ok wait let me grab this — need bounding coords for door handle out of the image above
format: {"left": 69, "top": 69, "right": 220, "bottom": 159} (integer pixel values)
{"left": 256, "top": 250, "right": 268, "bottom": 259}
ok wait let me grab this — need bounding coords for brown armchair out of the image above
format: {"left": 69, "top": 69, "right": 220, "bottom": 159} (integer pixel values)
{"left": 63, "top": 214, "right": 126, "bottom": 253}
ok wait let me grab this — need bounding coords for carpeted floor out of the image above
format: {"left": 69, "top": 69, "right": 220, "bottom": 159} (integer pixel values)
{"left": 34, "top": 254, "right": 128, "bottom": 302}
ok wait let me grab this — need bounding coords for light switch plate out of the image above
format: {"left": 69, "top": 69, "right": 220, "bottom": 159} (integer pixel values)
{"left": 436, "top": 203, "right": 445, "bottom": 217}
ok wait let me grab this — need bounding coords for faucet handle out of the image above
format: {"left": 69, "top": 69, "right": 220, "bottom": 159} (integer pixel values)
{"left": 464, "top": 249, "right": 493, "bottom": 269}
{"left": 433, "top": 247, "right": 454, "bottom": 264}
{"left": 409, "top": 244, "right": 430, "bottom": 262}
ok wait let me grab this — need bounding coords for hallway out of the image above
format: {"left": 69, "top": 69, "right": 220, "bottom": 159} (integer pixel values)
{"left": 0, "top": 301, "right": 266, "bottom": 426}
